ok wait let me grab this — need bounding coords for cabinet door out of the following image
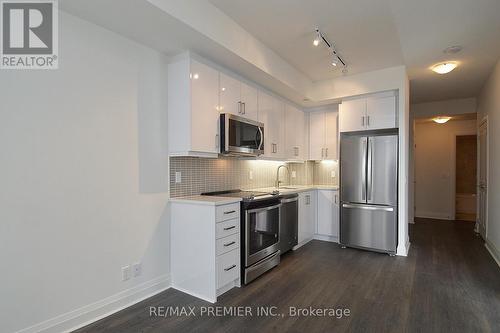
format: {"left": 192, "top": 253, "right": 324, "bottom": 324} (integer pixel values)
{"left": 219, "top": 72, "right": 241, "bottom": 116}
{"left": 366, "top": 96, "right": 396, "bottom": 130}
{"left": 273, "top": 100, "right": 286, "bottom": 159}
{"left": 317, "top": 190, "right": 337, "bottom": 237}
{"left": 285, "top": 104, "right": 306, "bottom": 160}
{"left": 190, "top": 60, "right": 220, "bottom": 153}
{"left": 309, "top": 111, "right": 326, "bottom": 160}
{"left": 324, "top": 111, "right": 338, "bottom": 160}
{"left": 241, "top": 82, "right": 258, "bottom": 121}
{"left": 298, "top": 191, "right": 315, "bottom": 244}
{"left": 339, "top": 99, "right": 366, "bottom": 132}
{"left": 258, "top": 91, "right": 277, "bottom": 158}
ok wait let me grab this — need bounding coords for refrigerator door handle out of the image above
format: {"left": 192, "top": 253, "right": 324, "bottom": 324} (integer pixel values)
{"left": 367, "top": 137, "right": 373, "bottom": 202}
{"left": 361, "top": 137, "right": 367, "bottom": 201}
{"left": 342, "top": 203, "right": 394, "bottom": 212}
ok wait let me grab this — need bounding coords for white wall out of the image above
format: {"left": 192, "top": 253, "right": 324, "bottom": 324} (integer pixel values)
{"left": 0, "top": 12, "right": 170, "bottom": 333}
{"left": 477, "top": 59, "right": 500, "bottom": 265}
{"left": 414, "top": 120, "right": 477, "bottom": 220}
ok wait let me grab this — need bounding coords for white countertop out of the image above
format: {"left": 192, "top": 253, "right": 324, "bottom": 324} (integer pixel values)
{"left": 169, "top": 185, "right": 338, "bottom": 205}
{"left": 169, "top": 195, "right": 241, "bottom": 206}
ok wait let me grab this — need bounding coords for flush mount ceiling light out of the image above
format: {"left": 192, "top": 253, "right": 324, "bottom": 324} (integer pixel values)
{"left": 431, "top": 62, "right": 458, "bottom": 74}
{"left": 433, "top": 116, "right": 452, "bottom": 124}
{"left": 313, "top": 28, "right": 347, "bottom": 72}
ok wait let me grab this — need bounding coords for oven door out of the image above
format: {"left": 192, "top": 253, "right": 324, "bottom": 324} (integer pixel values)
{"left": 245, "top": 203, "right": 280, "bottom": 266}
{"left": 221, "top": 114, "right": 264, "bottom": 156}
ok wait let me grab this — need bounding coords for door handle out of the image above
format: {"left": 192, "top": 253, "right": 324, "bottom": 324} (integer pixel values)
{"left": 258, "top": 127, "right": 264, "bottom": 150}
{"left": 223, "top": 241, "right": 236, "bottom": 247}
{"left": 223, "top": 226, "right": 236, "bottom": 231}
{"left": 224, "top": 210, "right": 236, "bottom": 215}
{"left": 342, "top": 203, "right": 394, "bottom": 212}
{"left": 367, "top": 138, "right": 373, "bottom": 202}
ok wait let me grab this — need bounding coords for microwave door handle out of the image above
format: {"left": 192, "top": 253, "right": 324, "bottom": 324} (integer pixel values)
{"left": 258, "top": 127, "right": 263, "bottom": 150}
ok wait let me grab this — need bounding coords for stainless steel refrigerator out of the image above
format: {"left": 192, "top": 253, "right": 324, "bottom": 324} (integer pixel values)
{"left": 340, "top": 132, "right": 398, "bottom": 254}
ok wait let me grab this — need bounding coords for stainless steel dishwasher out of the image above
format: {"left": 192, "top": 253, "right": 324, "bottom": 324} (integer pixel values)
{"left": 279, "top": 194, "right": 298, "bottom": 254}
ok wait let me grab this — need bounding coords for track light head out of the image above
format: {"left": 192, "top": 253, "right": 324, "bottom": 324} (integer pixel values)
{"left": 313, "top": 29, "right": 321, "bottom": 46}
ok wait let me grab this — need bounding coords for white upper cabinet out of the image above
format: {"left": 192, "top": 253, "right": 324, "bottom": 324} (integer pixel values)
{"left": 339, "top": 99, "right": 367, "bottom": 132}
{"left": 240, "top": 82, "right": 258, "bottom": 121}
{"left": 168, "top": 57, "right": 220, "bottom": 157}
{"left": 258, "top": 91, "right": 285, "bottom": 159}
{"left": 219, "top": 72, "right": 258, "bottom": 121}
{"left": 309, "top": 110, "right": 338, "bottom": 160}
{"left": 366, "top": 95, "right": 397, "bottom": 130}
{"left": 285, "top": 104, "right": 307, "bottom": 160}
{"left": 339, "top": 93, "right": 397, "bottom": 132}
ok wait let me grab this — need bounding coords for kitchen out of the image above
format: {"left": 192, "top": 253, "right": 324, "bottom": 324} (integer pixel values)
{"left": 167, "top": 53, "right": 401, "bottom": 302}
{"left": 2, "top": 1, "right": 500, "bottom": 333}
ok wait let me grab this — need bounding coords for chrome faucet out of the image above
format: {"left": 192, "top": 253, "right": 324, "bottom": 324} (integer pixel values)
{"left": 275, "top": 165, "right": 290, "bottom": 189}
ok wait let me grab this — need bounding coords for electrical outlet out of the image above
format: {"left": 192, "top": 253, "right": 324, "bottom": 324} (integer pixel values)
{"left": 249, "top": 170, "right": 253, "bottom": 180}
{"left": 175, "top": 172, "right": 182, "bottom": 183}
{"left": 331, "top": 171, "right": 336, "bottom": 178}
{"left": 122, "top": 265, "right": 131, "bottom": 281}
{"left": 133, "top": 262, "right": 142, "bottom": 277}
{"left": 291, "top": 171, "right": 296, "bottom": 178}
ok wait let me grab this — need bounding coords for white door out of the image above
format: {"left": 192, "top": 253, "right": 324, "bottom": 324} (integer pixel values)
{"left": 339, "top": 99, "right": 366, "bottom": 132}
{"left": 219, "top": 72, "right": 241, "bottom": 116}
{"left": 309, "top": 111, "right": 326, "bottom": 160}
{"left": 478, "top": 120, "right": 488, "bottom": 239}
{"left": 317, "top": 190, "right": 336, "bottom": 236}
{"left": 324, "top": 111, "right": 338, "bottom": 159}
{"left": 240, "top": 82, "right": 258, "bottom": 121}
{"left": 190, "top": 60, "right": 220, "bottom": 153}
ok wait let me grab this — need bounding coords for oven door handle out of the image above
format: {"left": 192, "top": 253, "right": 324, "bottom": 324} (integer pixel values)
{"left": 246, "top": 203, "right": 281, "bottom": 214}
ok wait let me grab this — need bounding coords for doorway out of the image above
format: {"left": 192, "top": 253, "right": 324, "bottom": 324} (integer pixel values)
{"left": 477, "top": 119, "right": 488, "bottom": 238}
{"left": 455, "top": 135, "right": 477, "bottom": 221}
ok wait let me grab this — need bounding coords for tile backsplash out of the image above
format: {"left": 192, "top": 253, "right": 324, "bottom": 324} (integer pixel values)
{"left": 169, "top": 157, "right": 337, "bottom": 197}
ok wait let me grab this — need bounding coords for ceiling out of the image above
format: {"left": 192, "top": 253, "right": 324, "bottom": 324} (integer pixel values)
{"left": 415, "top": 112, "right": 477, "bottom": 123}
{"left": 210, "top": 0, "right": 500, "bottom": 103}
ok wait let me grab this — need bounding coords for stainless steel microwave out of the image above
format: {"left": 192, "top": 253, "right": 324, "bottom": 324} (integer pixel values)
{"left": 220, "top": 113, "right": 264, "bottom": 156}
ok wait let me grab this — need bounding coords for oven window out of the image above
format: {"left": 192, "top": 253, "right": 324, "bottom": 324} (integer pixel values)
{"left": 229, "top": 119, "right": 262, "bottom": 149}
{"left": 248, "top": 206, "right": 279, "bottom": 257}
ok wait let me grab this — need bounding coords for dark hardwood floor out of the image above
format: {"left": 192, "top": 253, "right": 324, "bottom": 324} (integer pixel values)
{"left": 75, "top": 218, "right": 500, "bottom": 333}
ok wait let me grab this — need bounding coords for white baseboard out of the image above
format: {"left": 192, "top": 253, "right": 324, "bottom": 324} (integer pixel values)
{"left": 415, "top": 211, "right": 451, "bottom": 220}
{"left": 16, "top": 274, "right": 171, "bottom": 333}
{"left": 293, "top": 237, "right": 314, "bottom": 250}
{"left": 313, "top": 234, "right": 339, "bottom": 243}
{"left": 485, "top": 239, "right": 500, "bottom": 267}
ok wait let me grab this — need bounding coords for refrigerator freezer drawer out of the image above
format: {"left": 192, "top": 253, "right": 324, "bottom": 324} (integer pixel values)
{"left": 340, "top": 203, "right": 397, "bottom": 253}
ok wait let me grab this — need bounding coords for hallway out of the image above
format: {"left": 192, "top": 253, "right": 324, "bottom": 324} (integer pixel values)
{"left": 75, "top": 219, "right": 500, "bottom": 333}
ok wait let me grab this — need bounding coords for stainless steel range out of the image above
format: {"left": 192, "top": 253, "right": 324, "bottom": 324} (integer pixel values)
{"left": 202, "top": 190, "right": 281, "bottom": 284}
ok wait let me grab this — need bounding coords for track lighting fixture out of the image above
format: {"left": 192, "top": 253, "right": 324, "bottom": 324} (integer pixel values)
{"left": 313, "top": 28, "right": 347, "bottom": 71}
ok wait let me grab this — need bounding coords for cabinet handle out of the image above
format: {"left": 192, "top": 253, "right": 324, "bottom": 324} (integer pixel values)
{"left": 242, "top": 102, "right": 246, "bottom": 114}
{"left": 238, "top": 101, "right": 242, "bottom": 114}
{"left": 223, "top": 226, "right": 236, "bottom": 231}
{"left": 334, "top": 194, "right": 338, "bottom": 204}
{"left": 224, "top": 210, "right": 236, "bottom": 215}
{"left": 223, "top": 241, "right": 236, "bottom": 247}
{"left": 325, "top": 148, "right": 328, "bottom": 158}
{"left": 362, "top": 116, "right": 365, "bottom": 127}
{"left": 224, "top": 264, "right": 236, "bottom": 271}
{"left": 367, "top": 115, "right": 370, "bottom": 126}
{"left": 321, "top": 148, "right": 324, "bottom": 159}
{"left": 294, "top": 146, "right": 299, "bottom": 156}
{"left": 275, "top": 143, "right": 278, "bottom": 153}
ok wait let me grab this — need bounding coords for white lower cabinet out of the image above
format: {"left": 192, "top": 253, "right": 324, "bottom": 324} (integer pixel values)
{"left": 316, "top": 190, "right": 340, "bottom": 241}
{"left": 297, "top": 191, "right": 316, "bottom": 247}
{"left": 171, "top": 200, "right": 241, "bottom": 303}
